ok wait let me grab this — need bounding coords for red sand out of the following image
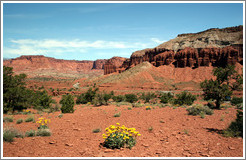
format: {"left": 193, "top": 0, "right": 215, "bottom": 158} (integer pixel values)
{"left": 3, "top": 104, "right": 243, "bottom": 157}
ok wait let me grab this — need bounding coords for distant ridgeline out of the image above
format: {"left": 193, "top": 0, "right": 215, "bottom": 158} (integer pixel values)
{"left": 104, "top": 25, "right": 243, "bottom": 75}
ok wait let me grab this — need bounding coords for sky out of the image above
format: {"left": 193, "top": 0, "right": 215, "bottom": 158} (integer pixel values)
{"left": 2, "top": 2, "right": 244, "bottom": 61}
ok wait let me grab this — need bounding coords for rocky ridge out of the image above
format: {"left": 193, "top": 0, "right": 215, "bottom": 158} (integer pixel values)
{"left": 104, "top": 25, "right": 243, "bottom": 75}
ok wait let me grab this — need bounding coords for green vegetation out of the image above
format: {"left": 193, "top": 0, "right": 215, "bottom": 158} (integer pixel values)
{"left": 76, "top": 84, "right": 99, "bottom": 104}
{"left": 3, "top": 66, "right": 56, "bottom": 113}
{"left": 125, "top": 94, "right": 138, "bottom": 103}
{"left": 3, "top": 127, "right": 23, "bottom": 142}
{"left": 92, "top": 128, "right": 101, "bottom": 133}
{"left": 201, "top": 65, "right": 239, "bottom": 109}
{"left": 112, "top": 95, "right": 125, "bottom": 102}
{"left": 159, "top": 92, "right": 174, "bottom": 104}
{"left": 25, "top": 130, "right": 36, "bottom": 137}
{"left": 60, "top": 94, "right": 75, "bottom": 113}
{"left": 173, "top": 91, "right": 197, "bottom": 106}
{"left": 16, "top": 119, "right": 23, "bottom": 124}
{"left": 3, "top": 116, "right": 13, "bottom": 122}
{"left": 231, "top": 97, "right": 243, "bottom": 106}
{"left": 25, "top": 116, "right": 35, "bottom": 122}
{"left": 36, "top": 129, "right": 51, "bottom": 136}
{"left": 186, "top": 104, "right": 213, "bottom": 116}
{"left": 223, "top": 109, "right": 243, "bottom": 137}
{"left": 113, "top": 112, "right": 121, "bottom": 117}
{"left": 140, "top": 92, "right": 156, "bottom": 103}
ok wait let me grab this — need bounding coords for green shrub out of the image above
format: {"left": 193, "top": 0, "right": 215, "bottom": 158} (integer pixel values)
{"left": 92, "top": 93, "right": 106, "bottom": 106}
{"left": 76, "top": 85, "right": 99, "bottom": 104}
{"left": 25, "top": 116, "right": 35, "bottom": 122}
{"left": 92, "top": 128, "right": 101, "bottom": 133}
{"left": 102, "top": 123, "right": 140, "bottom": 149}
{"left": 186, "top": 104, "right": 213, "bottom": 116}
{"left": 231, "top": 97, "right": 243, "bottom": 106}
{"left": 3, "top": 116, "right": 13, "bottom": 122}
{"left": 36, "top": 129, "right": 51, "bottom": 136}
{"left": 60, "top": 94, "right": 75, "bottom": 113}
{"left": 159, "top": 92, "right": 174, "bottom": 104}
{"left": 58, "top": 114, "right": 63, "bottom": 118}
{"left": 112, "top": 95, "right": 125, "bottom": 102}
{"left": 223, "top": 110, "right": 243, "bottom": 137}
{"left": 16, "top": 119, "right": 23, "bottom": 124}
{"left": 3, "top": 127, "right": 23, "bottom": 142}
{"left": 113, "top": 112, "right": 121, "bottom": 117}
{"left": 25, "top": 130, "right": 36, "bottom": 137}
{"left": 125, "top": 94, "right": 138, "bottom": 103}
{"left": 173, "top": 91, "right": 197, "bottom": 106}
{"left": 236, "top": 103, "right": 243, "bottom": 110}
{"left": 140, "top": 92, "right": 156, "bottom": 103}
{"left": 132, "top": 103, "right": 144, "bottom": 108}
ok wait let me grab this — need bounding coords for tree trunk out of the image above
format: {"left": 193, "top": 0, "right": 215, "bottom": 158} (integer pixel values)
{"left": 216, "top": 99, "right": 221, "bottom": 109}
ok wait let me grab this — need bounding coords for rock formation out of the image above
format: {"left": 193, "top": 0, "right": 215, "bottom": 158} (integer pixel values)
{"left": 104, "top": 25, "right": 243, "bottom": 75}
{"left": 104, "top": 57, "right": 128, "bottom": 75}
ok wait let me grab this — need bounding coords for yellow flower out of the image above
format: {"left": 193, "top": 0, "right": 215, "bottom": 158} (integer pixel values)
{"left": 103, "top": 136, "right": 107, "bottom": 139}
{"left": 137, "top": 134, "right": 141, "bottom": 136}
{"left": 129, "top": 134, "right": 132, "bottom": 136}
{"left": 41, "top": 123, "right": 45, "bottom": 125}
{"left": 120, "top": 134, "right": 123, "bottom": 136}
{"left": 116, "top": 123, "right": 120, "bottom": 125}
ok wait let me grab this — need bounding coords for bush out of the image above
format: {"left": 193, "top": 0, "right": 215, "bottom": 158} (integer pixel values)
{"left": 231, "top": 97, "right": 243, "bottom": 106}
{"left": 3, "top": 127, "right": 23, "bottom": 142}
{"left": 25, "top": 116, "right": 35, "bottom": 122}
{"left": 92, "top": 128, "right": 101, "bottom": 133}
{"left": 125, "top": 94, "right": 138, "bottom": 103}
{"left": 173, "top": 91, "right": 196, "bottom": 106}
{"left": 102, "top": 123, "right": 141, "bottom": 149}
{"left": 159, "top": 92, "right": 174, "bottom": 104}
{"left": 3, "top": 116, "right": 13, "bottom": 122}
{"left": 92, "top": 93, "right": 106, "bottom": 106}
{"left": 112, "top": 95, "right": 125, "bottom": 102}
{"left": 132, "top": 103, "right": 144, "bottom": 108}
{"left": 36, "top": 129, "right": 51, "bottom": 136}
{"left": 76, "top": 85, "right": 99, "bottom": 104}
{"left": 140, "top": 92, "right": 156, "bottom": 103}
{"left": 186, "top": 104, "right": 213, "bottom": 116}
{"left": 16, "top": 119, "right": 23, "bottom": 124}
{"left": 223, "top": 110, "right": 243, "bottom": 137}
{"left": 25, "top": 130, "right": 36, "bottom": 137}
{"left": 60, "top": 94, "right": 75, "bottom": 113}
{"left": 113, "top": 112, "right": 121, "bottom": 117}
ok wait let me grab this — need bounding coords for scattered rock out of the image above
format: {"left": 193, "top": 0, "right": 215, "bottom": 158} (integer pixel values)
{"left": 49, "top": 141, "right": 56, "bottom": 144}
{"left": 228, "top": 146, "right": 235, "bottom": 150}
{"left": 66, "top": 120, "right": 70, "bottom": 122}
{"left": 73, "top": 128, "right": 81, "bottom": 131}
{"left": 65, "top": 143, "right": 73, "bottom": 147}
{"left": 142, "top": 144, "right": 149, "bottom": 147}
{"left": 200, "top": 153, "right": 210, "bottom": 157}
{"left": 217, "top": 143, "right": 221, "bottom": 146}
{"left": 182, "top": 152, "right": 191, "bottom": 157}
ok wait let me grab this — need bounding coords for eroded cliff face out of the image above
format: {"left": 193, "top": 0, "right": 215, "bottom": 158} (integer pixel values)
{"left": 3, "top": 55, "right": 107, "bottom": 77}
{"left": 104, "top": 25, "right": 243, "bottom": 75}
{"left": 104, "top": 57, "right": 128, "bottom": 75}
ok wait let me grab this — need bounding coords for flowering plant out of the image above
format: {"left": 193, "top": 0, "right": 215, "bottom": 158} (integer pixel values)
{"left": 145, "top": 106, "right": 151, "bottom": 110}
{"left": 36, "top": 117, "right": 50, "bottom": 129}
{"left": 102, "top": 123, "right": 141, "bottom": 149}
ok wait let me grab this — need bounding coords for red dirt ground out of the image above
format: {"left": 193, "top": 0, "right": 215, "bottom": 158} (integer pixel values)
{"left": 3, "top": 103, "right": 243, "bottom": 157}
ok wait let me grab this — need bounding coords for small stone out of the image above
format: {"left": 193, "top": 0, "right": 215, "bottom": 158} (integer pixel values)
{"left": 66, "top": 120, "right": 70, "bottom": 122}
{"left": 11, "top": 142, "right": 17, "bottom": 145}
{"left": 65, "top": 143, "right": 73, "bottom": 147}
{"left": 156, "top": 151, "right": 162, "bottom": 154}
{"left": 142, "top": 144, "right": 149, "bottom": 147}
{"left": 49, "top": 141, "right": 56, "bottom": 144}
{"left": 73, "top": 128, "right": 81, "bottom": 131}
{"left": 200, "top": 153, "right": 209, "bottom": 157}
{"left": 182, "top": 152, "right": 191, "bottom": 157}
{"left": 228, "top": 146, "right": 235, "bottom": 150}
{"left": 217, "top": 143, "right": 221, "bottom": 146}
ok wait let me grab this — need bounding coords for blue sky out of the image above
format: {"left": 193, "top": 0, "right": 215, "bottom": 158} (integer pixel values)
{"left": 3, "top": 2, "right": 244, "bottom": 60}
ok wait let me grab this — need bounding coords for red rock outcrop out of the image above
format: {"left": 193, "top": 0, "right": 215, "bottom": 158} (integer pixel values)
{"left": 92, "top": 59, "right": 107, "bottom": 69}
{"left": 104, "top": 25, "right": 243, "bottom": 75}
{"left": 104, "top": 57, "right": 128, "bottom": 75}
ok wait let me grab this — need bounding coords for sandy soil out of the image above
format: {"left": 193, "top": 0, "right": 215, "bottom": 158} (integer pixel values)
{"left": 3, "top": 103, "right": 243, "bottom": 157}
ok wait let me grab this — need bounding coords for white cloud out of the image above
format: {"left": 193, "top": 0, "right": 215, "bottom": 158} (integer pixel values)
{"left": 4, "top": 38, "right": 150, "bottom": 59}
{"left": 150, "top": 38, "right": 166, "bottom": 44}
